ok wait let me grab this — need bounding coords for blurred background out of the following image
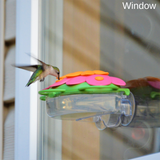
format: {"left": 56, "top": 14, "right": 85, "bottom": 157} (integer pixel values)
{"left": 1, "top": 0, "right": 160, "bottom": 160}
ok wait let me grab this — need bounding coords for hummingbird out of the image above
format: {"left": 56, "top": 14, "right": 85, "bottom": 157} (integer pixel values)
{"left": 13, "top": 54, "right": 60, "bottom": 86}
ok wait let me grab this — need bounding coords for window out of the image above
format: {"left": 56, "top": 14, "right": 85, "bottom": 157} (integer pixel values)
{"left": 15, "top": 0, "right": 160, "bottom": 159}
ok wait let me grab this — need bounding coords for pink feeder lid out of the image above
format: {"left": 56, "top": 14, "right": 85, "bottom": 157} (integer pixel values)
{"left": 43, "top": 70, "right": 127, "bottom": 89}
{"left": 111, "top": 77, "right": 126, "bottom": 86}
{"left": 48, "top": 78, "right": 69, "bottom": 88}
{"left": 66, "top": 76, "right": 86, "bottom": 85}
{"left": 86, "top": 75, "right": 112, "bottom": 86}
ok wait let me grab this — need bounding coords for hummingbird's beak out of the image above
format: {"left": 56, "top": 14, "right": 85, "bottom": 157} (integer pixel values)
{"left": 58, "top": 73, "right": 60, "bottom": 80}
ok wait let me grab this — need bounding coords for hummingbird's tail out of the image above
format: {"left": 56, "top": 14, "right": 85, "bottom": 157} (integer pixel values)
{"left": 26, "top": 75, "right": 38, "bottom": 87}
{"left": 26, "top": 81, "right": 32, "bottom": 87}
{"left": 26, "top": 78, "right": 34, "bottom": 86}
{"left": 25, "top": 72, "right": 38, "bottom": 87}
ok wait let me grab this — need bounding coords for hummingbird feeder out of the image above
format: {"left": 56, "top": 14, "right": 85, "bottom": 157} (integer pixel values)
{"left": 39, "top": 70, "right": 135, "bottom": 130}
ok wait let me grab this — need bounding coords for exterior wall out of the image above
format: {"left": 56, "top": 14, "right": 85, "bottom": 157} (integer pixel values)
{"left": 0, "top": 0, "right": 16, "bottom": 159}
{"left": 0, "top": 0, "right": 5, "bottom": 159}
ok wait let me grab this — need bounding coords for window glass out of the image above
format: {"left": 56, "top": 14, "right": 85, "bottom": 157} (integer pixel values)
{"left": 39, "top": 0, "right": 160, "bottom": 159}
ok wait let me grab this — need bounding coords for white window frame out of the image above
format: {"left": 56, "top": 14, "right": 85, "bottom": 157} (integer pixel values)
{"left": 131, "top": 152, "right": 160, "bottom": 160}
{"left": 15, "top": 0, "right": 63, "bottom": 160}
{"left": 15, "top": 0, "right": 39, "bottom": 160}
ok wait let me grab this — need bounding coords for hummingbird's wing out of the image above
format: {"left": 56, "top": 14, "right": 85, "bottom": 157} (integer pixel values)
{"left": 13, "top": 64, "right": 39, "bottom": 72}
{"left": 26, "top": 53, "right": 48, "bottom": 70}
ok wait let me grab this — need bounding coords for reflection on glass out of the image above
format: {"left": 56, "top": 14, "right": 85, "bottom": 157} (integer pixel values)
{"left": 100, "top": 0, "right": 160, "bottom": 159}
{"left": 125, "top": 77, "right": 160, "bottom": 128}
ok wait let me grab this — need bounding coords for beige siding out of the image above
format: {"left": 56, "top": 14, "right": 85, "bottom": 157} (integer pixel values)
{"left": 0, "top": 0, "right": 16, "bottom": 159}
{"left": 0, "top": 0, "right": 5, "bottom": 159}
